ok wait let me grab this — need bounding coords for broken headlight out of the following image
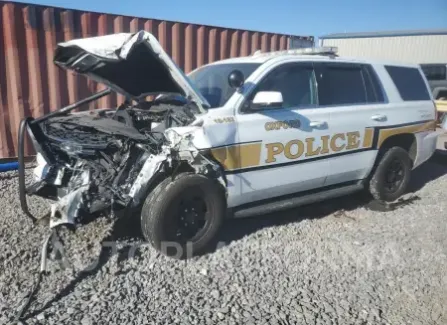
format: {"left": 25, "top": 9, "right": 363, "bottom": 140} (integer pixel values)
{"left": 33, "top": 153, "right": 51, "bottom": 181}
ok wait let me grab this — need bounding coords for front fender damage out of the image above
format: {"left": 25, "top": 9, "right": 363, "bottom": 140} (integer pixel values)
{"left": 128, "top": 129, "right": 226, "bottom": 208}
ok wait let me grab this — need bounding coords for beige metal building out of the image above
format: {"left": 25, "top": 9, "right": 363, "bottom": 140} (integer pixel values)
{"left": 319, "top": 29, "right": 447, "bottom": 64}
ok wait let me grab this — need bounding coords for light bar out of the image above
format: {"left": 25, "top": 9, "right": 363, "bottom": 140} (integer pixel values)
{"left": 252, "top": 46, "right": 338, "bottom": 57}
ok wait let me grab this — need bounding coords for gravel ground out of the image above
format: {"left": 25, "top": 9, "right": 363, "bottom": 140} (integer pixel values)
{"left": 1, "top": 153, "right": 447, "bottom": 325}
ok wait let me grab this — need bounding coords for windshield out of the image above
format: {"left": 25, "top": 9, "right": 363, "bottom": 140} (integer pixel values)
{"left": 188, "top": 63, "right": 261, "bottom": 108}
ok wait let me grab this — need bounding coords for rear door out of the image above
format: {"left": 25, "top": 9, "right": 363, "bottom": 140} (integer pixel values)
{"left": 313, "top": 62, "right": 389, "bottom": 186}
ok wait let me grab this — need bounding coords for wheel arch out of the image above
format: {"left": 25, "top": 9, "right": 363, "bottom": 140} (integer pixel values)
{"left": 379, "top": 133, "right": 417, "bottom": 164}
{"left": 367, "top": 132, "right": 417, "bottom": 181}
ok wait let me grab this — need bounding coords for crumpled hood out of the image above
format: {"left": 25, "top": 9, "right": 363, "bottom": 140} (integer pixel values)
{"left": 53, "top": 30, "right": 209, "bottom": 113}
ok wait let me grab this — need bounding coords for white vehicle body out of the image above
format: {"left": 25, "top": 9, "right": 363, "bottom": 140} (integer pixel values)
{"left": 181, "top": 52, "right": 439, "bottom": 209}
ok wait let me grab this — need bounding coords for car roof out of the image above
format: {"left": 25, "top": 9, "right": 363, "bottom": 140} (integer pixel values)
{"left": 203, "top": 51, "right": 422, "bottom": 69}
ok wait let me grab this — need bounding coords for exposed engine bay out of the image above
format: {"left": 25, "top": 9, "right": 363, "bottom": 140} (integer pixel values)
{"left": 28, "top": 95, "right": 219, "bottom": 228}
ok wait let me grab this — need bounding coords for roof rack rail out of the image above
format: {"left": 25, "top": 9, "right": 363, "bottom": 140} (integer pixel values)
{"left": 252, "top": 46, "right": 338, "bottom": 58}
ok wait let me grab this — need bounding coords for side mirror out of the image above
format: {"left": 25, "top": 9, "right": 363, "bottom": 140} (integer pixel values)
{"left": 251, "top": 91, "right": 283, "bottom": 109}
{"left": 228, "top": 70, "right": 245, "bottom": 89}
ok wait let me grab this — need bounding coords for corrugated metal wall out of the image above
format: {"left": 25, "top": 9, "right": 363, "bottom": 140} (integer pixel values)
{"left": 321, "top": 35, "right": 447, "bottom": 64}
{"left": 0, "top": 2, "right": 313, "bottom": 159}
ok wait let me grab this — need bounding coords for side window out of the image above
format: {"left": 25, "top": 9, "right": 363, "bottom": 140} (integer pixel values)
{"left": 246, "top": 63, "right": 316, "bottom": 110}
{"left": 385, "top": 65, "right": 431, "bottom": 101}
{"left": 316, "top": 63, "right": 368, "bottom": 106}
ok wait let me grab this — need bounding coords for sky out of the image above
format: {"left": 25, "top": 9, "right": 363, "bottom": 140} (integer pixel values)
{"left": 19, "top": 0, "right": 447, "bottom": 39}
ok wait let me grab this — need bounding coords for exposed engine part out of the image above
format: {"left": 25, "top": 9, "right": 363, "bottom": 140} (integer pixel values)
{"left": 29, "top": 97, "right": 212, "bottom": 229}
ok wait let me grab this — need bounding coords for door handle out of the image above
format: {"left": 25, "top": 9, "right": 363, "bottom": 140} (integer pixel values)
{"left": 309, "top": 121, "right": 327, "bottom": 128}
{"left": 371, "top": 114, "right": 387, "bottom": 122}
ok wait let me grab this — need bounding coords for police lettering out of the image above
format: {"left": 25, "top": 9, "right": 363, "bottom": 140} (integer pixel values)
{"left": 265, "top": 131, "right": 361, "bottom": 163}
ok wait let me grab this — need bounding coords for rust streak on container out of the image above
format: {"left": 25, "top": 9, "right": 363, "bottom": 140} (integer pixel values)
{"left": 241, "top": 31, "right": 249, "bottom": 57}
{"left": 279, "top": 35, "right": 287, "bottom": 50}
{"left": 97, "top": 14, "right": 114, "bottom": 108}
{"left": 197, "top": 26, "right": 206, "bottom": 67}
{"left": 0, "top": 4, "right": 6, "bottom": 157}
{"left": 172, "top": 23, "right": 183, "bottom": 68}
{"left": 230, "top": 30, "right": 239, "bottom": 58}
{"left": 0, "top": 86, "right": 10, "bottom": 157}
{"left": 220, "top": 30, "right": 228, "bottom": 61}
{"left": 251, "top": 32, "right": 260, "bottom": 54}
{"left": 3, "top": 3, "right": 24, "bottom": 153}
{"left": 184, "top": 24, "right": 195, "bottom": 73}
{"left": 24, "top": 6, "right": 44, "bottom": 118}
{"left": 144, "top": 19, "right": 153, "bottom": 33}
{"left": 113, "top": 16, "right": 125, "bottom": 105}
{"left": 0, "top": 4, "right": 14, "bottom": 156}
{"left": 158, "top": 21, "right": 167, "bottom": 53}
{"left": 43, "top": 7, "right": 62, "bottom": 112}
{"left": 145, "top": 20, "right": 159, "bottom": 40}
{"left": 270, "top": 34, "right": 278, "bottom": 51}
{"left": 130, "top": 17, "right": 140, "bottom": 33}
{"left": 261, "top": 33, "right": 268, "bottom": 52}
{"left": 0, "top": 11, "right": 10, "bottom": 158}
{"left": 208, "top": 28, "right": 217, "bottom": 63}
{"left": 88, "top": 12, "right": 100, "bottom": 109}
{"left": 61, "top": 10, "right": 80, "bottom": 107}
{"left": 81, "top": 12, "right": 98, "bottom": 109}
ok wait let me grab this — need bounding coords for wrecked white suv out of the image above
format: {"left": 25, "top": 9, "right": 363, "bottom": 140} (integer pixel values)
{"left": 19, "top": 30, "right": 440, "bottom": 259}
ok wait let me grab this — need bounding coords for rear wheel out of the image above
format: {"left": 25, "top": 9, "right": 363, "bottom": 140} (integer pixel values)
{"left": 368, "top": 147, "right": 412, "bottom": 202}
{"left": 140, "top": 173, "right": 226, "bottom": 259}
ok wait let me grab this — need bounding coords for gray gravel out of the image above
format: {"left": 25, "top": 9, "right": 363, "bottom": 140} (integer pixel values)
{"left": 1, "top": 154, "right": 447, "bottom": 325}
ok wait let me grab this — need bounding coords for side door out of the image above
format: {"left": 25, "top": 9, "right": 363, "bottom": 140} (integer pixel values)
{"left": 313, "top": 62, "right": 388, "bottom": 186}
{"left": 233, "top": 62, "right": 331, "bottom": 206}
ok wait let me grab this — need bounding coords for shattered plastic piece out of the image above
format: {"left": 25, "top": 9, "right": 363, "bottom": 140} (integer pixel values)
{"left": 33, "top": 153, "right": 49, "bottom": 181}
{"left": 129, "top": 154, "right": 168, "bottom": 205}
{"left": 50, "top": 185, "right": 89, "bottom": 228}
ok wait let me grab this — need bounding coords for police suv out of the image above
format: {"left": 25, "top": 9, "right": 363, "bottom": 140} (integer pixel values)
{"left": 186, "top": 49, "right": 439, "bottom": 212}
{"left": 20, "top": 32, "right": 440, "bottom": 259}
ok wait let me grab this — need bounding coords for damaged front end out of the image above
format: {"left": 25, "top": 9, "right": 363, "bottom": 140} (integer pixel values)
{"left": 18, "top": 30, "right": 223, "bottom": 228}
{"left": 19, "top": 93, "right": 220, "bottom": 228}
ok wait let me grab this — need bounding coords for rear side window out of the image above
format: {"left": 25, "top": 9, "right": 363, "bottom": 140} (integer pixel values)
{"left": 316, "top": 63, "right": 384, "bottom": 106}
{"left": 385, "top": 65, "right": 431, "bottom": 101}
{"left": 421, "top": 64, "right": 446, "bottom": 81}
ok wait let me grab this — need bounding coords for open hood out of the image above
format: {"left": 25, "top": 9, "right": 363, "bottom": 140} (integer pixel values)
{"left": 53, "top": 30, "right": 209, "bottom": 113}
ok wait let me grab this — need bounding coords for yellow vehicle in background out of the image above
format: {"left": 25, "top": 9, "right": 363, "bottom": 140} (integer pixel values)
{"left": 436, "top": 99, "right": 447, "bottom": 126}
{"left": 435, "top": 100, "right": 447, "bottom": 151}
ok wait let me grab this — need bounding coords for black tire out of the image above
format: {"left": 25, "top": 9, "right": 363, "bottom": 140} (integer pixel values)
{"left": 368, "top": 147, "right": 412, "bottom": 202}
{"left": 140, "top": 173, "right": 226, "bottom": 259}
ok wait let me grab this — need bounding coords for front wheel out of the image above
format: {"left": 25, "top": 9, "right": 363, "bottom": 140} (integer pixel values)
{"left": 140, "top": 173, "right": 226, "bottom": 259}
{"left": 368, "top": 147, "right": 412, "bottom": 202}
